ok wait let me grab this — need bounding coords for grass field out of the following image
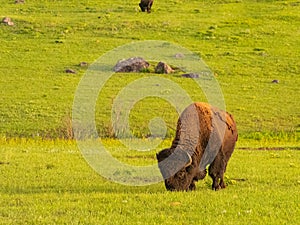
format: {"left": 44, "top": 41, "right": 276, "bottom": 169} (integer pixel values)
{"left": 1, "top": 139, "right": 300, "bottom": 224}
{"left": 1, "top": 0, "right": 300, "bottom": 224}
{"left": 1, "top": 0, "right": 299, "bottom": 138}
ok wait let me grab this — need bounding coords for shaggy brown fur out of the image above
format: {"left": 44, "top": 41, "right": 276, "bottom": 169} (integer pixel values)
{"left": 139, "top": 0, "right": 154, "bottom": 13}
{"left": 156, "top": 102, "right": 238, "bottom": 191}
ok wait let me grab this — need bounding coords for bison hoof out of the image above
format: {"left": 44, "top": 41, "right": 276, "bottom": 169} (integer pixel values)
{"left": 213, "top": 186, "right": 221, "bottom": 191}
{"left": 189, "top": 182, "right": 196, "bottom": 191}
{"left": 212, "top": 183, "right": 226, "bottom": 191}
{"left": 220, "top": 183, "right": 226, "bottom": 189}
{"left": 212, "top": 184, "right": 221, "bottom": 191}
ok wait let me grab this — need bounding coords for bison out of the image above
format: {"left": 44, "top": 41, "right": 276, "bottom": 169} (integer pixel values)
{"left": 156, "top": 102, "right": 238, "bottom": 191}
{"left": 139, "top": 0, "right": 154, "bottom": 13}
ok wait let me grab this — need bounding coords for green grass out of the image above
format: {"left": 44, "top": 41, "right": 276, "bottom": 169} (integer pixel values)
{"left": 1, "top": 140, "right": 299, "bottom": 224}
{"left": 1, "top": 1, "right": 300, "bottom": 224}
{"left": 0, "top": 0, "right": 299, "bottom": 139}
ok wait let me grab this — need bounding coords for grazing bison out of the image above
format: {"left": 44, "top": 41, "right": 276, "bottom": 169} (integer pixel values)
{"left": 139, "top": 0, "right": 154, "bottom": 13}
{"left": 156, "top": 102, "right": 238, "bottom": 191}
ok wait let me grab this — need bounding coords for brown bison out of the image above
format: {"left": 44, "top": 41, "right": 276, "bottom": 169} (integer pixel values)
{"left": 139, "top": 0, "right": 154, "bottom": 13}
{"left": 156, "top": 102, "right": 238, "bottom": 191}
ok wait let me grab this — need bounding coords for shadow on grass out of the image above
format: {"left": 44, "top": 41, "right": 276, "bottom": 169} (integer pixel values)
{"left": 0, "top": 182, "right": 167, "bottom": 195}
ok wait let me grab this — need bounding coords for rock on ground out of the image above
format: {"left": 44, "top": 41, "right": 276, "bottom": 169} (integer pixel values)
{"left": 114, "top": 57, "right": 149, "bottom": 72}
{"left": 155, "top": 62, "right": 174, "bottom": 74}
{"left": 181, "top": 73, "right": 199, "bottom": 78}
{"left": 2, "top": 17, "right": 14, "bottom": 26}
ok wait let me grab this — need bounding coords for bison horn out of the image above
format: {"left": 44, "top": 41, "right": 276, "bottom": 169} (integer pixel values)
{"left": 185, "top": 152, "right": 192, "bottom": 168}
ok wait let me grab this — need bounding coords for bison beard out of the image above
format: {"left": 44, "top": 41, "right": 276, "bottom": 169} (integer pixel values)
{"left": 156, "top": 102, "right": 238, "bottom": 191}
{"left": 139, "top": 0, "right": 154, "bottom": 13}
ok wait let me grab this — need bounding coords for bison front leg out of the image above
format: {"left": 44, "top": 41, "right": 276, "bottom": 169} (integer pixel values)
{"left": 188, "top": 181, "right": 196, "bottom": 191}
{"left": 209, "top": 173, "right": 222, "bottom": 191}
{"left": 139, "top": 3, "right": 146, "bottom": 12}
{"left": 219, "top": 174, "right": 226, "bottom": 189}
{"left": 209, "top": 152, "right": 226, "bottom": 191}
{"left": 187, "top": 169, "right": 207, "bottom": 191}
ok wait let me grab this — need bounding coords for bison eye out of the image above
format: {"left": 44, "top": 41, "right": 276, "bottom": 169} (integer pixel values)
{"left": 176, "top": 171, "right": 185, "bottom": 179}
{"left": 185, "top": 165, "right": 193, "bottom": 173}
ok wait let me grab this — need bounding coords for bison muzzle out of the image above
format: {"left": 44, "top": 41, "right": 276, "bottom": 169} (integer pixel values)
{"left": 156, "top": 102, "right": 238, "bottom": 191}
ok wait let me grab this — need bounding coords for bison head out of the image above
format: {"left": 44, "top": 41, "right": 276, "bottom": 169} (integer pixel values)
{"left": 156, "top": 148, "right": 197, "bottom": 191}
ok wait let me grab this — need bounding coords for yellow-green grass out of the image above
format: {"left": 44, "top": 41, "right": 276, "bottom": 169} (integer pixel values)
{"left": 1, "top": 139, "right": 299, "bottom": 224}
{"left": 1, "top": 1, "right": 300, "bottom": 223}
{"left": 0, "top": 0, "right": 299, "bottom": 140}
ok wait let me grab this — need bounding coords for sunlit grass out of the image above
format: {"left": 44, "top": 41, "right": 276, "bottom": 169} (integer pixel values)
{"left": 1, "top": 1, "right": 300, "bottom": 223}
{"left": 1, "top": 139, "right": 299, "bottom": 224}
{"left": 0, "top": 0, "right": 299, "bottom": 139}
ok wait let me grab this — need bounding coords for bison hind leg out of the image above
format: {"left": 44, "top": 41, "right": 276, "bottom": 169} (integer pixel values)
{"left": 146, "top": 5, "right": 151, "bottom": 13}
{"left": 147, "top": 2, "right": 153, "bottom": 13}
{"left": 147, "top": 4, "right": 152, "bottom": 13}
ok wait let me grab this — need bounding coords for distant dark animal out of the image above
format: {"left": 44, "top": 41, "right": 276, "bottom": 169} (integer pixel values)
{"left": 156, "top": 102, "right": 238, "bottom": 191}
{"left": 139, "top": 0, "right": 154, "bottom": 13}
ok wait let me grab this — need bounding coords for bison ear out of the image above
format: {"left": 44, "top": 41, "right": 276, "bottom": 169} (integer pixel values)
{"left": 156, "top": 148, "right": 172, "bottom": 161}
{"left": 157, "top": 148, "right": 192, "bottom": 168}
